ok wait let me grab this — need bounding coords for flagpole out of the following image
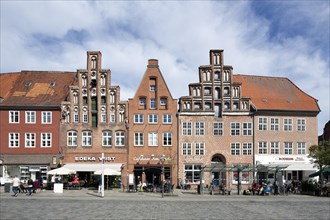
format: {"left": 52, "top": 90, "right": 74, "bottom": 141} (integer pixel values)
{"left": 101, "top": 153, "right": 104, "bottom": 198}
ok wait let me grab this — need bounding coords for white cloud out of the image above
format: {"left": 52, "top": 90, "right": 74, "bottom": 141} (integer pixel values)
{"left": 1, "top": 1, "right": 329, "bottom": 134}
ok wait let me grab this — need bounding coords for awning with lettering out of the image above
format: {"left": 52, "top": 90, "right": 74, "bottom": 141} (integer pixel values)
{"left": 63, "top": 163, "right": 122, "bottom": 172}
{"left": 284, "top": 163, "right": 317, "bottom": 171}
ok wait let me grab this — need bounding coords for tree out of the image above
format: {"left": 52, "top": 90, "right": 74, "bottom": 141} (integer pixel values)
{"left": 309, "top": 141, "right": 330, "bottom": 186}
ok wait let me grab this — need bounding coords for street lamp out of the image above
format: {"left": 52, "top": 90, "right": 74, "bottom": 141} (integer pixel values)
{"left": 159, "top": 155, "right": 165, "bottom": 198}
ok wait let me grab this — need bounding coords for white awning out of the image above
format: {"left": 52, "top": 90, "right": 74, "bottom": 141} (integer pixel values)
{"left": 284, "top": 163, "right": 317, "bottom": 171}
{"left": 63, "top": 163, "right": 122, "bottom": 172}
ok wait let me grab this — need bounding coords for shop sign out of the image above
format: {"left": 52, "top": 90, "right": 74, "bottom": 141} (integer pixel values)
{"left": 276, "top": 156, "right": 306, "bottom": 162}
{"left": 75, "top": 156, "right": 116, "bottom": 161}
{"left": 133, "top": 155, "right": 171, "bottom": 161}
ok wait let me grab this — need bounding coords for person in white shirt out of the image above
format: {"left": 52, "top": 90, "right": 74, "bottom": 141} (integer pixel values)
{"left": 12, "top": 175, "right": 20, "bottom": 197}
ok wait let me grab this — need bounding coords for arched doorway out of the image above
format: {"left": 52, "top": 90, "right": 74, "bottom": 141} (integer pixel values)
{"left": 211, "top": 154, "right": 226, "bottom": 186}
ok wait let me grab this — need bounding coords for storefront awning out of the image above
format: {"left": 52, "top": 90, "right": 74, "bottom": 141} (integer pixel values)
{"left": 284, "top": 163, "right": 317, "bottom": 171}
{"left": 63, "top": 163, "right": 122, "bottom": 172}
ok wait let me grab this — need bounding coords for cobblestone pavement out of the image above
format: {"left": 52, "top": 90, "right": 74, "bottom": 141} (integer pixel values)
{"left": 0, "top": 189, "right": 329, "bottom": 220}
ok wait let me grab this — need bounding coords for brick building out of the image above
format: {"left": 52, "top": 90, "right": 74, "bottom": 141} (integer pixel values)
{"left": 178, "top": 50, "right": 320, "bottom": 191}
{"left": 0, "top": 71, "right": 76, "bottom": 182}
{"left": 127, "top": 59, "right": 178, "bottom": 190}
{"left": 59, "top": 51, "right": 128, "bottom": 186}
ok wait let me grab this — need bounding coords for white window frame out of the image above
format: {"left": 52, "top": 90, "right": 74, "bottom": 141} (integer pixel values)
{"left": 67, "top": 131, "right": 77, "bottom": 147}
{"left": 284, "top": 118, "right": 292, "bottom": 131}
{"left": 284, "top": 142, "right": 293, "bottom": 154}
{"left": 9, "top": 111, "right": 19, "bottom": 123}
{"left": 40, "top": 133, "right": 52, "bottom": 148}
{"left": 25, "top": 111, "right": 36, "bottom": 124}
{"left": 148, "top": 114, "right": 158, "bottom": 124}
{"left": 297, "top": 119, "right": 306, "bottom": 131}
{"left": 297, "top": 142, "right": 306, "bottom": 154}
{"left": 102, "top": 131, "right": 112, "bottom": 147}
{"left": 163, "top": 132, "right": 172, "bottom": 146}
{"left": 134, "top": 132, "right": 144, "bottom": 146}
{"left": 182, "top": 143, "right": 192, "bottom": 155}
{"left": 258, "top": 117, "right": 267, "bottom": 131}
{"left": 82, "top": 131, "right": 92, "bottom": 147}
{"left": 101, "top": 113, "right": 106, "bottom": 123}
{"left": 258, "top": 142, "right": 267, "bottom": 154}
{"left": 42, "top": 111, "right": 52, "bottom": 124}
{"left": 160, "top": 98, "right": 167, "bottom": 106}
{"left": 195, "top": 143, "right": 205, "bottom": 155}
{"left": 83, "top": 113, "right": 88, "bottom": 123}
{"left": 150, "top": 98, "right": 156, "bottom": 109}
{"left": 270, "top": 142, "right": 280, "bottom": 154}
{"left": 162, "top": 114, "right": 172, "bottom": 124}
{"left": 148, "top": 132, "right": 158, "bottom": 146}
{"left": 243, "top": 122, "right": 252, "bottom": 136}
{"left": 231, "top": 143, "right": 240, "bottom": 155}
{"left": 150, "top": 85, "right": 156, "bottom": 92}
{"left": 134, "top": 114, "right": 144, "bottom": 124}
{"left": 139, "top": 97, "right": 146, "bottom": 105}
{"left": 270, "top": 117, "right": 279, "bottom": 131}
{"left": 242, "top": 143, "right": 252, "bottom": 155}
{"left": 213, "top": 122, "right": 223, "bottom": 136}
{"left": 183, "top": 122, "right": 192, "bottom": 136}
{"left": 25, "top": 133, "right": 36, "bottom": 148}
{"left": 230, "top": 122, "right": 240, "bottom": 136}
{"left": 115, "top": 131, "right": 125, "bottom": 147}
{"left": 73, "top": 113, "right": 79, "bottom": 123}
{"left": 195, "top": 122, "right": 205, "bottom": 136}
{"left": 9, "top": 133, "right": 19, "bottom": 148}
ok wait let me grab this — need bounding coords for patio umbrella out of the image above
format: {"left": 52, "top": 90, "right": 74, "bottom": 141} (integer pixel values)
{"left": 47, "top": 167, "right": 76, "bottom": 175}
{"left": 309, "top": 166, "right": 330, "bottom": 178}
{"left": 94, "top": 168, "right": 121, "bottom": 176}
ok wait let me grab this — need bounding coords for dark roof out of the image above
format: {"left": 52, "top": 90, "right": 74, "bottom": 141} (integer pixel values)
{"left": 0, "top": 71, "right": 77, "bottom": 108}
{"left": 234, "top": 74, "right": 320, "bottom": 112}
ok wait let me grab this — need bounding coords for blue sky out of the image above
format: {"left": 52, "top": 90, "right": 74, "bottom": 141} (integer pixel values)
{"left": 1, "top": 1, "right": 329, "bottom": 135}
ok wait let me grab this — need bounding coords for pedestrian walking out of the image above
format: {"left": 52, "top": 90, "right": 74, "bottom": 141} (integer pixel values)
{"left": 11, "top": 175, "right": 20, "bottom": 197}
{"left": 27, "top": 178, "right": 34, "bottom": 196}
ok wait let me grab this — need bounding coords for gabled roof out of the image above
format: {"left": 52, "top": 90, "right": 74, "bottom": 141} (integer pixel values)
{"left": 234, "top": 74, "right": 320, "bottom": 112}
{"left": 0, "top": 71, "right": 77, "bottom": 108}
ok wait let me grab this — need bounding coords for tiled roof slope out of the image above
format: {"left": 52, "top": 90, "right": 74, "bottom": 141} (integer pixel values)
{"left": 234, "top": 74, "right": 320, "bottom": 112}
{"left": 0, "top": 71, "right": 77, "bottom": 107}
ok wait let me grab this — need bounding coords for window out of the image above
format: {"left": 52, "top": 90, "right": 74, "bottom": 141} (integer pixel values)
{"left": 134, "top": 132, "right": 144, "bottom": 146}
{"left": 160, "top": 98, "right": 167, "bottom": 106}
{"left": 182, "top": 143, "right": 192, "bottom": 155}
{"left": 82, "top": 131, "right": 92, "bottom": 147}
{"left": 270, "top": 118, "right": 279, "bottom": 131}
{"left": 258, "top": 117, "right": 267, "bottom": 131}
{"left": 9, "top": 133, "right": 19, "bottom": 148}
{"left": 25, "top": 133, "right": 36, "bottom": 148}
{"left": 83, "top": 113, "right": 88, "bottom": 123}
{"left": 243, "top": 122, "right": 252, "bottom": 136}
{"left": 230, "top": 123, "right": 240, "bottom": 136}
{"left": 148, "top": 132, "right": 158, "bottom": 146}
{"left": 115, "top": 131, "right": 125, "bottom": 147}
{"left": 214, "top": 71, "right": 221, "bottom": 80}
{"left": 204, "top": 87, "right": 211, "bottom": 96}
{"left": 163, "top": 132, "right": 172, "bottom": 146}
{"left": 242, "top": 143, "right": 252, "bottom": 155}
{"left": 284, "top": 142, "right": 293, "bottom": 154}
{"left": 258, "top": 142, "right": 267, "bottom": 154}
{"left": 42, "top": 112, "right": 52, "bottom": 124}
{"left": 67, "top": 131, "right": 77, "bottom": 147}
{"left": 195, "top": 143, "right": 205, "bottom": 155}
{"left": 297, "top": 119, "right": 306, "bottom": 131}
{"left": 9, "top": 111, "right": 19, "bottom": 123}
{"left": 150, "top": 99, "right": 156, "bottom": 109}
{"left": 101, "top": 114, "right": 106, "bottom": 123}
{"left": 162, "top": 114, "right": 172, "bottom": 124}
{"left": 297, "top": 142, "right": 306, "bottom": 154}
{"left": 134, "top": 114, "right": 144, "bottom": 124}
{"left": 184, "top": 164, "right": 201, "bottom": 183}
{"left": 270, "top": 142, "right": 280, "bottom": 154}
{"left": 139, "top": 97, "right": 146, "bottom": 105}
{"left": 213, "top": 122, "right": 223, "bottom": 136}
{"left": 110, "top": 113, "right": 115, "bottom": 123}
{"left": 195, "top": 122, "right": 205, "bottom": 135}
{"left": 231, "top": 143, "right": 240, "bottom": 155}
{"left": 150, "top": 85, "right": 156, "bottom": 91}
{"left": 41, "top": 133, "right": 52, "bottom": 147}
{"left": 102, "top": 131, "right": 112, "bottom": 147}
{"left": 183, "top": 122, "right": 192, "bottom": 136}
{"left": 148, "top": 114, "right": 158, "bottom": 124}
{"left": 74, "top": 113, "right": 79, "bottom": 123}
{"left": 25, "top": 111, "right": 36, "bottom": 123}
{"left": 284, "top": 118, "right": 292, "bottom": 131}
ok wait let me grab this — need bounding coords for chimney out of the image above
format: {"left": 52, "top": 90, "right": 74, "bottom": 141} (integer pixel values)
{"left": 147, "top": 59, "right": 159, "bottom": 68}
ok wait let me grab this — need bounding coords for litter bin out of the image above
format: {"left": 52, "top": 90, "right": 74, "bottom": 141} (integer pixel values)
{"left": 197, "top": 185, "right": 200, "bottom": 194}
{"left": 5, "top": 182, "right": 11, "bottom": 193}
